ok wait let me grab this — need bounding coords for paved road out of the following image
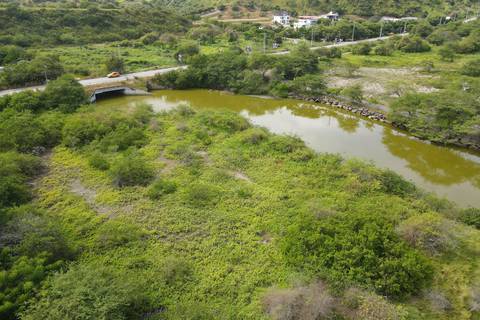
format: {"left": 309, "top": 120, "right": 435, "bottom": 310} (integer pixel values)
{"left": 0, "top": 66, "right": 187, "bottom": 97}
{"left": 273, "top": 33, "right": 408, "bottom": 55}
{"left": 0, "top": 33, "right": 404, "bottom": 97}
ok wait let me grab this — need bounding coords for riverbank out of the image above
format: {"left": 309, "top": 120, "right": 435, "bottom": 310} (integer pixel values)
{"left": 291, "top": 93, "right": 480, "bottom": 152}
{"left": 96, "top": 89, "right": 480, "bottom": 208}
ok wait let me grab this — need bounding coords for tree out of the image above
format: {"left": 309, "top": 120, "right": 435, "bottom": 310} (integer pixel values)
{"left": 105, "top": 53, "right": 124, "bottom": 73}
{"left": 174, "top": 41, "right": 200, "bottom": 63}
{"left": 290, "top": 74, "right": 326, "bottom": 97}
{"left": 42, "top": 75, "right": 87, "bottom": 112}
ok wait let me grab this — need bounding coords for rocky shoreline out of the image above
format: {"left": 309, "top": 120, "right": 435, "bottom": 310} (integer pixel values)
{"left": 292, "top": 94, "right": 389, "bottom": 123}
{"left": 292, "top": 94, "right": 480, "bottom": 152}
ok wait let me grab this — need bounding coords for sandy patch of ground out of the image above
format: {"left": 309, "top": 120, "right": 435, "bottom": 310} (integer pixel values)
{"left": 69, "top": 179, "right": 112, "bottom": 215}
{"left": 327, "top": 67, "right": 439, "bottom": 104}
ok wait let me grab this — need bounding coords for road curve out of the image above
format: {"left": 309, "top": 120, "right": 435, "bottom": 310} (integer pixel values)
{"left": 0, "top": 33, "right": 405, "bottom": 97}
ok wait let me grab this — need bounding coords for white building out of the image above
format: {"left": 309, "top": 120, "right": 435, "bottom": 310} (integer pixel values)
{"left": 381, "top": 16, "right": 418, "bottom": 22}
{"left": 273, "top": 12, "right": 290, "bottom": 26}
{"left": 319, "top": 11, "right": 339, "bottom": 21}
{"left": 293, "top": 12, "right": 339, "bottom": 29}
{"left": 294, "top": 16, "right": 320, "bottom": 29}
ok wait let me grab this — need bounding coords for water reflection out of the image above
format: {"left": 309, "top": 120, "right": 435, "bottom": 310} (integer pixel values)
{"left": 383, "top": 128, "right": 480, "bottom": 187}
{"left": 96, "top": 89, "right": 480, "bottom": 207}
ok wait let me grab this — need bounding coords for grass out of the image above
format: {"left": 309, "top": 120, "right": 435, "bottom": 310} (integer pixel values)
{"left": 33, "top": 43, "right": 178, "bottom": 78}
{"left": 29, "top": 105, "right": 480, "bottom": 319}
{"left": 326, "top": 46, "right": 480, "bottom": 107}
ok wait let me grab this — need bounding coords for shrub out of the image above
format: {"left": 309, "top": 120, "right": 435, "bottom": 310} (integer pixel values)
{"left": 397, "top": 36, "right": 431, "bottom": 53}
{"left": 0, "top": 109, "right": 46, "bottom": 152}
{"left": 263, "top": 282, "right": 335, "bottom": 320}
{"left": 241, "top": 128, "right": 269, "bottom": 145}
{"left": 461, "top": 59, "right": 480, "bottom": 77}
{"left": 352, "top": 43, "right": 372, "bottom": 55}
{"left": 282, "top": 213, "right": 433, "bottom": 298}
{"left": 146, "top": 179, "right": 177, "bottom": 200}
{"left": 438, "top": 45, "right": 455, "bottom": 62}
{"left": 184, "top": 182, "right": 218, "bottom": 206}
{"left": 20, "top": 262, "right": 150, "bottom": 320}
{"left": 378, "top": 169, "right": 416, "bottom": 197}
{"left": 289, "top": 74, "right": 326, "bottom": 97}
{"left": 88, "top": 152, "right": 110, "bottom": 170}
{"left": 196, "top": 111, "right": 250, "bottom": 133}
{"left": 95, "top": 219, "right": 146, "bottom": 249}
{"left": 269, "top": 135, "right": 305, "bottom": 154}
{"left": 397, "top": 212, "right": 458, "bottom": 255}
{"left": 0, "top": 152, "right": 42, "bottom": 208}
{"left": 374, "top": 44, "right": 393, "bottom": 56}
{"left": 356, "top": 293, "right": 404, "bottom": 320}
{"left": 99, "top": 124, "right": 147, "bottom": 151}
{"left": 62, "top": 114, "right": 109, "bottom": 148}
{"left": 42, "top": 75, "right": 87, "bottom": 113}
{"left": 458, "top": 208, "right": 480, "bottom": 229}
{"left": 161, "top": 257, "right": 192, "bottom": 285}
{"left": 110, "top": 154, "right": 155, "bottom": 187}
{"left": 105, "top": 54, "right": 124, "bottom": 73}
{"left": 342, "top": 85, "right": 363, "bottom": 105}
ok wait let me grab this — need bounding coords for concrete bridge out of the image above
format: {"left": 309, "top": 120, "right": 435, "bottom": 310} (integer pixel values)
{"left": 89, "top": 86, "right": 150, "bottom": 103}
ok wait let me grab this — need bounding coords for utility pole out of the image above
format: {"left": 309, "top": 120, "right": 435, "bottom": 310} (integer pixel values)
{"left": 351, "top": 22, "right": 356, "bottom": 41}
{"left": 403, "top": 20, "right": 407, "bottom": 33}
{"left": 311, "top": 28, "right": 314, "bottom": 46}
{"left": 44, "top": 65, "right": 48, "bottom": 84}
{"left": 263, "top": 33, "right": 266, "bottom": 54}
{"left": 379, "top": 22, "right": 383, "bottom": 38}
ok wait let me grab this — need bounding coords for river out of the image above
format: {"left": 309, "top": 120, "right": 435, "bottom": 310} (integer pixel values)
{"left": 96, "top": 89, "right": 480, "bottom": 208}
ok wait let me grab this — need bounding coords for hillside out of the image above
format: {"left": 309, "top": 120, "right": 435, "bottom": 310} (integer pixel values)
{"left": 0, "top": 4, "right": 191, "bottom": 47}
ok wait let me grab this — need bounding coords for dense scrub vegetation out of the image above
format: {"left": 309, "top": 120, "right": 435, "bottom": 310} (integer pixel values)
{"left": 0, "top": 74, "right": 478, "bottom": 318}
{"left": 152, "top": 43, "right": 328, "bottom": 98}
{"left": 0, "top": 4, "right": 190, "bottom": 47}
{"left": 0, "top": 77, "right": 86, "bottom": 319}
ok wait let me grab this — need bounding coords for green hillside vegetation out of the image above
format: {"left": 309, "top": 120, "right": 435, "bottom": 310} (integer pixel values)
{"left": 0, "top": 74, "right": 479, "bottom": 319}
{"left": 0, "top": 4, "right": 191, "bottom": 47}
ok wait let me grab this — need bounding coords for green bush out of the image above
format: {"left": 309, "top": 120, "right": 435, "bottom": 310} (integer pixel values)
{"left": 282, "top": 213, "right": 433, "bottom": 298}
{"left": 147, "top": 179, "right": 177, "bottom": 200}
{"left": 161, "top": 257, "right": 192, "bottom": 285}
{"left": 289, "top": 74, "right": 326, "bottom": 97}
{"left": 20, "top": 262, "right": 151, "bottom": 320}
{"left": 0, "top": 152, "right": 42, "bottom": 208}
{"left": 396, "top": 36, "right": 431, "bottom": 53}
{"left": 461, "top": 59, "right": 480, "bottom": 77}
{"left": 352, "top": 43, "right": 372, "bottom": 55}
{"left": 88, "top": 152, "right": 110, "bottom": 170}
{"left": 42, "top": 75, "right": 87, "bottom": 113}
{"left": 104, "top": 54, "right": 125, "bottom": 73}
{"left": 99, "top": 124, "right": 147, "bottom": 152}
{"left": 184, "top": 182, "right": 219, "bottom": 206}
{"left": 0, "top": 109, "right": 58, "bottom": 153}
{"left": 458, "top": 208, "right": 480, "bottom": 229}
{"left": 95, "top": 219, "right": 146, "bottom": 249}
{"left": 110, "top": 154, "right": 155, "bottom": 187}
{"left": 62, "top": 114, "right": 109, "bottom": 148}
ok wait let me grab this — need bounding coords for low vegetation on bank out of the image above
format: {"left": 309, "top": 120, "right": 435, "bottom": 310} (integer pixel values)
{"left": 0, "top": 77, "right": 479, "bottom": 319}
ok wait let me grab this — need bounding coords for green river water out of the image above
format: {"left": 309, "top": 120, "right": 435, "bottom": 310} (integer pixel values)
{"left": 96, "top": 89, "right": 480, "bottom": 208}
